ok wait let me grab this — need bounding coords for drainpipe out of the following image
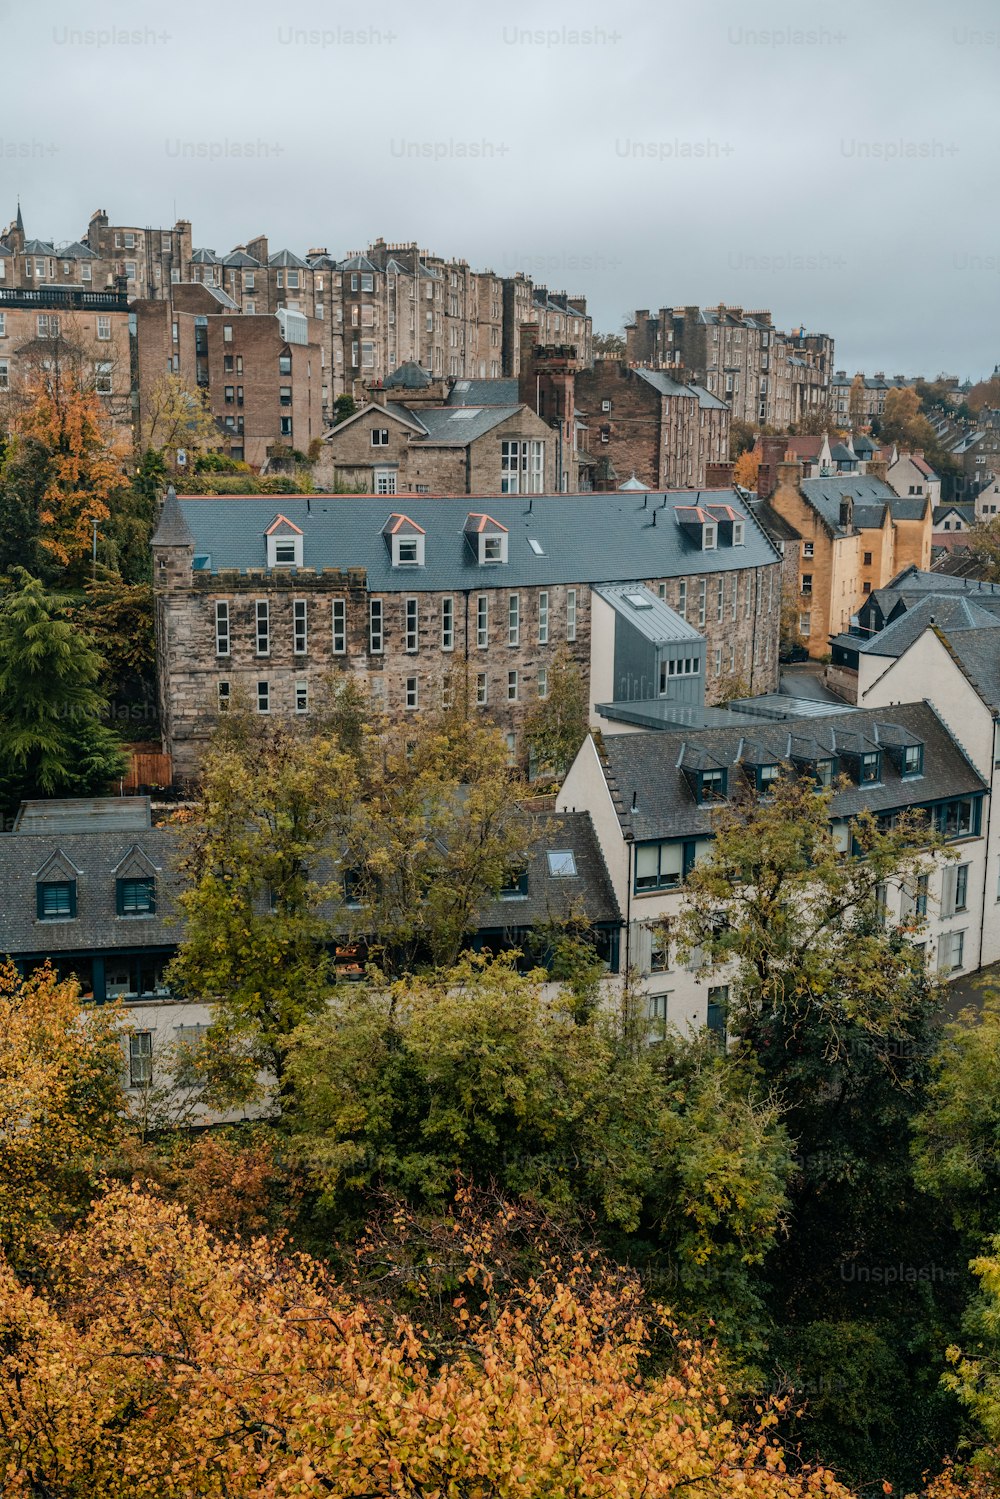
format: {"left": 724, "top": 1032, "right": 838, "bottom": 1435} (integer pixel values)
{"left": 624, "top": 830, "right": 634, "bottom": 974}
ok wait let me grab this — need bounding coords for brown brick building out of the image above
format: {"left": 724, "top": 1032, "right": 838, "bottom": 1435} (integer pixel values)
{"left": 134, "top": 287, "right": 323, "bottom": 467}
{"left": 153, "top": 488, "right": 783, "bottom": 780}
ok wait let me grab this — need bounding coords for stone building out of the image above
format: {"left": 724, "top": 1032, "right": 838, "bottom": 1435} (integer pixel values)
{"left": 152, "top": 486, "right": 782, "bottom": 781}
{"left": 756, "top": 462, "right": 933, "bottom": 657}
{"left": 316, "top": 364, "right": 557, "bottom": 496}
{"left": 134, "top": 287, "right": 323, "bottom": 466}
{"left": 626, "top": 305, "right": 832, "bottom": 429}
{"left": 0, "top": 282, "right": 133, "bottom": 440}
{"left": 570, "top": 359, "right": 729, "bottom": 491}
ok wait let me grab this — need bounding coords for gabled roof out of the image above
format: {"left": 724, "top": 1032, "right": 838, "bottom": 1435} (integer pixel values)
{"left": 269, "top": 248, "right": 309, "bottom": 269}
{"left": 382, "top": 512, "right": 426, "bottom": 536}
{"left": 597, "top": 701, "right": 986, "bottom": 843}
{"left": 408, "top": 406, "right": 524, "bottom": 446}
{"left": 265, "top": 513, "right": 304, "bottom": 536}
{"left": 222, "top": 249, "right": 261, "bottom": 268}
{"left": 59, "top": 240, "right": 96, "bottom": 259}
{"left": 322, "top": 401, "right": 426, "bottom": 442}
{"left": 464, "top": 512, "right": 508, "bottom": 535}
{"left": 799, "top": 476, "right": 903, "bottom": 536}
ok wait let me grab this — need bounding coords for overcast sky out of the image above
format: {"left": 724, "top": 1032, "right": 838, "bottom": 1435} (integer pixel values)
{"left": 8, "top": 0, "right": 999, "bottom": 379}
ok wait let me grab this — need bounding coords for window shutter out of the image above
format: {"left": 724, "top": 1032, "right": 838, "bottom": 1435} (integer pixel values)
{"left": 940, "top": 865, "right": 957, "bottom": 919}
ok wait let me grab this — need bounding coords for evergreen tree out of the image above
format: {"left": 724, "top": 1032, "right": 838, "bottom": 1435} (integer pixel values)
{"left": 0, "top": 569, "right": 127, "bottom": 814}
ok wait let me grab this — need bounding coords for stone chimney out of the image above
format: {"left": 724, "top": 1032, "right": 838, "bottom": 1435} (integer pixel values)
{"left": 868, "top": 457, "right": 888, "bottom": 482}
{"left": 756, "top": 434, "right": 792, "bottom": 500}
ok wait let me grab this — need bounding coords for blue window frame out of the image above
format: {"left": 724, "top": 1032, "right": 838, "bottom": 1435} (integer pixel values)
{"left": 116, "top": 877, "right": 156, "bottom": 916}
{"left": 500, "top": 867, "right": 529, "bottom": 899}
{"left": 37, "top": 879, "right": 76, "bottom": 921}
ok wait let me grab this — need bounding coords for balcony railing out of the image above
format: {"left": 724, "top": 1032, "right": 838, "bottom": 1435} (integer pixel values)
{"left": 0, "top": 286, "right": 130, "bottom": 312}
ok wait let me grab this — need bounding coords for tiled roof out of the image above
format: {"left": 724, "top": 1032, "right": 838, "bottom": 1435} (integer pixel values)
{"left": 23, "top": 238, "right": 55, "bottom": 254}
{"left": 446, "top": 378, "right": 519, "bottom": 407}
{"left": 634, "top": 368, "right": 727, "bottom": 410}
{"left": 857, "top": 595, "right": 1000, "bottom": 656}
{"left": 151, "top": 488, "right": 195, "bottom": 549}
{"left": 171, "top": 489, "right": 781, "bottom": 593}
{"left": 945, "top": 626, "right": 1000, "bottom": 713}
{"left": 190, "top": 248, "right": 219, "bottom": 264}
{"left": 59, "top": 241, "right": 96, "bottom": 259}
{"left": 598, "top": 701, "right": 987, "bottom": 843}
{"left": 222, "top": 250, "right": 261, "bottom": 268}
{"left": 799, "top": 476, "right": 912, "bottom": 535}
{"left": 406, "top": 406, "right": 524, "bottom": 446}
{"left": 477, "top": 812, "right": 620, "bottom": 931}
{"left": 268, "top": 249, "right": 309, "bottom": 269}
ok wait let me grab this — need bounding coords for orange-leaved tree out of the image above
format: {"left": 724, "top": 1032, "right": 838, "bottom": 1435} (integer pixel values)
{"left": 0, "top": 1182, "right": 859, "bottom": 1499}
{"left": 0, "top": 961, "right": 125, "bottom": 1262}
{"left": 11, "top": 372, "right": 129, "bottom": 569}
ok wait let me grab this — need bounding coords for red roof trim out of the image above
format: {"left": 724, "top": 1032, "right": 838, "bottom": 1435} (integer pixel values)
{"left": 265, "top": 513, "right": 304, "bottom": 536}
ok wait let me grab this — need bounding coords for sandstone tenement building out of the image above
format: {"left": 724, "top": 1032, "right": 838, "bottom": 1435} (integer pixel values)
{"left": 152, "top": 487, "right": 783, "bottom": 780}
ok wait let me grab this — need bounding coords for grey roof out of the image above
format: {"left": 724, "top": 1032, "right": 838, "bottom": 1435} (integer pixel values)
{"left": 799, "top": 476, "right": 910, "bottom": 535}
{"left": 856, "top": 595, "right": 1000, "bottom": 657}
{"left": 0, "top": 822, "right": 178, "bottom": 958}
{"left": 854, "top": 503, "right": 888, "bottom": 529}
{"left": 934, "top": 504, "right": 975, "bottom": 524}
{"left": 593, "top": 583, "right": 703, "bottom": 644}
{"left": 59, "top": 240, "right": 96, "bottom": 260}
{"left": 446, "top": 378, "right": 520, "bottom": 407}
{"left": 945, "top": 626, "right": 1000, "bottom": 713}
{"left": 190, "top": 247, "right": 219, "bottom": 264}
{"left": 23, "top": 238, "right": 55, "bottom": 254}
{"left": 339, "top": 253, "right": 379, "bottom": 274}
{"left": 151, "top": 488, "right": 195, "bottom": 549}
{"left": 598, "top": 701, "right": 987, "bottom": 844}
{"left": 171, "top": 489, "right": 781, "bottom": 593}
{"left": 306, "top": 253, "right": 339, "bottom": 270}
{"left": 407, "top": 406, "right": 524, "bottom": 446}
{"left": 13, "top": 798, "right": 153, "bottom": 834}
{"left": 222, "top": 249, "right": 261, "bottom": 268}
{"left": 200, "top": 285, "right": 239, "bottom": 310}
{"left": 750, "top": 498, "right": 801, "bottom": 544}
{"left": 268, "top": 248, "right": 309, "bottom": 269}
{"left": 477, "top": 811, "right": 620, "bottom": 931}
{"left": 635, "top": 368, "right": 728, "bottom": 410}
{"left": 384, "top": 361, "right": 433, "bottom": 390}
{"left": 883, "top": 565, "right": 1000, "bottom": 598}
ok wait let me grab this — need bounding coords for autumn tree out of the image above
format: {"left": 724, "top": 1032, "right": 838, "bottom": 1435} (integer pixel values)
{"left": 0, "top": 961, "right": 124, "bottom": 1263}
{"left": 732, "top": 447, "right": 760, "bottom": 491}
{"left": 0, "top": 1183, "right": 858, "bottom": 1499}
{"left": 138, "top": 373, "right": 220, "bottom": 461}
{"left": 848, "top": 373, "right": 867, "bottom": 430}
{"left": 167, "top": 708, "right": 355, "bottom": 1100}
{"left": 286, "top": 952, "right": 793, "bottom": 1331}
{"left": 8, "top": 372, "right": 129, "bottom": 572}
{"left": 0, "top": 569, "right": 128, "bottom": 815}
{"left": 880, "top": 386, "right": 938, "bottom": 453}
{"left": 522, "top": 647, "right": 590, "bottom": 783}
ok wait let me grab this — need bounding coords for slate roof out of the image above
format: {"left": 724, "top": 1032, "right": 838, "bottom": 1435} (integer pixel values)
{"left": 750, "top": 498, "right": 802, "bottom": 544}
{"left": 0, "top": 820, "right": 179, "bottom": 957}
{"left": 190, "top": 248, "right": 219, "bottom": 264}
{"left": 23, "top": 238, "right": 55, "bottom": 254}
{"left": 222, "top": 249, "right": 261, "bottom": 268}
{"left": 799, "top": 476, "right": 920, "bottom": 534}
{"left": 634, "top": 368, "right": 728, "bottom": 410}
{"left": 598, "top": 701, "right": 987, "bottom": 844}
{"left": 477, "top": 812, "right": 620, "bottom": 931}
{"left": 171, "top": 489, "right": 781, "bottom": 593}
{"left": 945, "top": 627, "right": 1000, "bottom": 713}
{"left": 889, "top": 497, "right": 931, "bottom": 521}
{"left": 856, "top": 595, "right": 1000, "bottom": 656}
{"left": 446, "top": 378, "right": 519, "bottom": 407}
{"left": 59, "top": 241, "right": 96, "bottom": 260}
{"left": 151, "top": 488, "right": 195, "bottom": 549}
{"left": 882, "top": 565, "right": 1000, "bottom": 598}
{"left": 384, "top": 361, "right": 432, "bottom": 390}
{"left": 934, "top": 504, "right": 975, "bottom": 525}
{"left": 339, "top": 254, "right": 379, "bottom": 274}
{"left": 405, "top": 406, "right": 523, "bottom": 445}
{"left": 268, "top": 249, "right": 309, "bottom": 269}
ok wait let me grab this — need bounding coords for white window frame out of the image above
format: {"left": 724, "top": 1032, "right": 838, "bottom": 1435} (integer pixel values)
{"left": 477, "top": 594, "right": 489, "bottom": 649}
{"left": 293, "top": 599, "right": 308, "bottom": 656}
{"left": 295, "top": 680, "right": 309, "bottom": 714}
{"left": 697, "top": 579, "right": 707, "bottom": 628}
{"left": 476, "top": 672, "right": 488, "bottom": 705}
{"left": 255, "top": 599, "right": 270, "bottom": 656}
{"left": 508, "top": 593, "right": 520, "bottom": 647}
{"left": 332, "top": 598, "right": 346, "bottom": 654}
{"left": 441, "top": 596, "right": 454, "bottom": 651}
{"left": 537, "top": 666, "right": 549, "bottom": 698}
{"left": 507, "top": 670, "right": 519, "bottom": 702}
{"left": 369, "top": 599, "right": 384, "bottom": 654}
{"left": 538, "top": 590, "right": 549, "bottom": 644}
{"left": 215, "top": 601, "right": 230, "bottom": 657}
{"left": 566, "top": 588, "right": 577, "bottom": 642}
{"left": 404, "top": 597, "right": 419, "bottom": 653}
{"left": 96, "top": 315, "right": 111, "bottom": 341}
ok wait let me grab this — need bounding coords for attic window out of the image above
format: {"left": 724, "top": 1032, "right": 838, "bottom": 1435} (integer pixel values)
{"left": 528, "top": 539, "right": 545, "bottom": 556}
{"left": 274, "top": 539, "right": 297, "bottom": 565}
{"left": 860, "top": 750, "right": 881, "bottom": 784}
{"left": 698, "top": 768, "right": 727, "bottom": 802}
{"left": 732, "top": 521, "right": 745, "bottom": 545}
{"left": 703, "top": 523, "right": 718, "bottom": 551}
{"left": 546, "top": 849, "right": 577, "bottom": 877}
{"left": 449, "top": 407, "right": 479, "bottom": 420}
{"left": 903, "top": 743, "right": 923, "bottom": 777}
{"left": 623, "top": 591, "right": 654, "bottom": 609}
{"left": 500, "top": 867, "right": 529, "bottom": 899}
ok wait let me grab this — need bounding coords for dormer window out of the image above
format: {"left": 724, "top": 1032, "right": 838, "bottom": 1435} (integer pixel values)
{"left": 383, "top": 513, "right": 426, "bottom": 567}
{"left": 757, "top": 762, "right": 780, "bottom": 792}
{"left": 732, "top": 521, "right": 745, "bottom": 545}
{"left": 860, "top": 750, "right": 881, "bottom": 784}
{"left": 698, "top": 768, "right": 727, "bottom": 802}
{"left": 465, "top": 512, "right": 509, "bottom": 565}
{"left": 903, "top": 743, "right": 923, "bottom": 777}
{"left": 703, "top": 523, "right": 717, "bottom": 551}
{"left": 265, "top": 514, "right": 304, "bottom": 569}
{"left": 500, "top": 866, "right": 529, "bottom": 899}
{"left": 37, "top": 879, "right": 76, "bottom": 921}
